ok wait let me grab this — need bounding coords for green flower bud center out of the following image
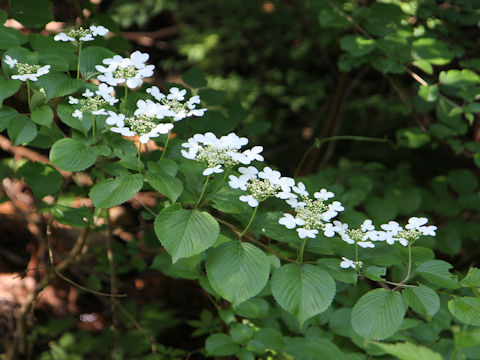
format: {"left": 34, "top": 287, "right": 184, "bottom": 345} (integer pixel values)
{"left": 125, "top": 114, "right": 157, "bottom": 134}
{"left": 246, "top": 178, "right": 280, "bottom": 201}
{"left": 16, "top": 63, "right": 41, "bottom": 75}
{"left": 79, "top": 96, "right": 108, "bottom": 113}
{"left": 295, "top": 197, "right": 328, "bottom": 230}
{"left": 196, "top": 145, "right": 240, "bottom": 168}
{"left": 113, "top": 65, "right": 137, "bottom": 79}
{"left": 67, "top": 27, "right": 92, "bottom": 40}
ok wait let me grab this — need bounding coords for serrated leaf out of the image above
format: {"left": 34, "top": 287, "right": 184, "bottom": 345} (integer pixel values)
{"left": 351, "top": 288, "right": 406, "bottom": 340}
{"left": 448, "top": 297, "right": 480, "bottom": 326}
{"left": 283, "top": 337, "right": 345, "bottom": 360}
{"left": 362, "top": 265, "right": 386, "bottom": 281}
{"left": 17, "top": 161, "right": 62, "bottom": 199}
{"left": 206, "top": 241, "right": 270, "bottom": 306}
{"left": 89, "top": 174, "right": 144, "bottom": 208}
{"left": 230, "top": 323, "right": 254, "bottom": 345}
{"left": 31, "top": 105, "right": 53, "bottom": 127}
{"left": 182, "top": 66, "right": 207, "bottom": 88}
{"left": 151, "top": 252, "right": 201, "bottom": 280}
{"left": 7, "top": 115, "right": 37, "bottom": 145}
{"left": 271, "top": 264, "right": 335, "bottom": 326}
{"left": 416, "top": 260, "right": 459, "bottom": 289}
{"left": 80, "top": 46, "right": 115, "bottom": 80}
{"left": 402, "top": 284, "right": 440, "bottom": 320}
{"left": 155, "top": 204, "right": 219, "bottom": 263}
{"left": 0, "top": 78, "right": 21, "bottom": 107}
{"left": 461, "top": 267, "right": 480, "bottom": 287}
{"left": 412, "top": 38, "right": 453, "bottom": 65}
{"left": 145, "top": 170, "right": 183, "bottom": 203}
{"left": 234, "top": 298, "right": 269, "bottom": 319}
{"left": 50, "top": 138, "right": 98, "bottom": 171}
{"left": 374, "top": 341, "right": 442, "bottom": 360}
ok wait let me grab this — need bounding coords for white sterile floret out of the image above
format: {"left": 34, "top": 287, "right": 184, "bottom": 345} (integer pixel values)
{"left": 381, "top": 221, "right": 401, "bottom": 235}
{"left": 292, "top": 182, "right": 309, "bottom": 197}
{"left": 83, "top": 89, "right": 94, "bottom": 97}
{"left": 181, "top": 133, "right": 263, "bottom": 176}
{"left": 314, "top": 188, "right": 334, "bottom": 200}
{"left": 146, "top": 86, "right": 166, "bottom": 101}
{"left": 419, "top": 225, "right": 437, "bottom": 236}
{"left": 90, "top": 25, "right": 109, "bottom": 36}
{"left": 239, "top": 195, "right": 259, "bottom": 208}
{"left": 297, "top": 228, "right": 318, "bottom": 239}
{"left": 361, "top": 219, "right": 375, "bottom": 232}
{"left": 4, "top": 55, "right": 17, "bottom": 69}
{"left": 279, "top": 213, "right": 305, "bottom": 229}
{"left": 340, "top": 257, "right": 362, "bottom": 270}
{"left": 327, "top": 220, "right": 376, "bottom": 248}
{"left": 203, "top": 165, "right": 223, "bottom": 176}
{"left": 54, "top": 33, "right": 75, "bottom": 42}
{"left": 228, "top": 175, "right": 249, "bottom": 191}
{"left": 96, "top": 83, "right": 118, "bottom": 105}
{"left": 167, "top": 87, "right": 186, "bottom": 101}
{"left": 405, "top": 217, "right": 428, "bottom": 230}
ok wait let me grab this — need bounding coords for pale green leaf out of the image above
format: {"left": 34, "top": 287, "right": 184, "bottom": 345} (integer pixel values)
{"left": 50, "top": 138, "right": 98, "bottom": 171}
{"left": 155, "top": 204, "right": 219, "bottom": 263}
{"left": 402, "top": 284, "right": 440, "bottom": 320}
{"left": 374, "top": 341, "right": 442, "bottom": 360}
{"left": 206, "top": 241, "right": 270, "bottom": 306}
{"left": 351, "top": 288, "right": 406, "bottom": 340}
{"left": 271, "top": 264, "right": 335, "bottom": 326}
{"left": 89, "top": 174, "right": 144, "bottom": 208}
{"left": 448, "top": 297, "right": 480, "bottom": 326}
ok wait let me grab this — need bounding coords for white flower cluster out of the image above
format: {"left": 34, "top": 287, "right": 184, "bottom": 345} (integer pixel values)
{"left": 334, "top": 217, "right": 437, "bottom": 269}
{"left": 279, "top": 183, "right": 344, "bottom": 239}
{"left": 96, "top": 51, "right": 154, "bottom": 89}
{"left": 3, "top": 55, "right": 50, "bottom": 82}
{"left": 181, "top": 132, "right": 264, "bottom": 176}
{"left": 105, "top": 99, "right": 174, "bottom": 143}
{"left": 147, "top": 86, "right": 207, "bottom": 121}
{"left": 54, "top": 25, "right": 108, "bottom": 42}
{"left": 68, "top": 84, "right": 118, "bottom": 119}
{"left": 229, "top": 166, "right": 295, "bottom": 207}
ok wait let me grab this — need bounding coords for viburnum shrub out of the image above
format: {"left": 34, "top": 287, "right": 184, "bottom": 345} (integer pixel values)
{"left": 1, "top": 6, "right": 480, "bottom": 360}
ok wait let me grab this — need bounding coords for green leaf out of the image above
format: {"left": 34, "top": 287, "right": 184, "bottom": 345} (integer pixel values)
{"left": 182, "top": 66, "right": 207, "bottom": 88}
{"left": 7, "top": 115, "right": 37, "bottom": 145}
{"left": 205, "top": 333, "right": 239, "bottom": 356}
{"left": 396, "top": 128, "right": 431, "bottom": 148}
{"left": 362, "top": 265, "right": 386, "bottom": 281}
{"left": 50, "top": 138, "right": 98, "bottom": 171}
{"left": 461, "top": 267, "right": 480, "bottom": 287}
{"left": 412, "top": 38, "right": 453, "bottom": 65}
{"left": 351, "top": 288, "right": 406, "bottom": 340}
{"left": 316, "top": 258, "right": 357, "bottom": 284}
{"left": 17, "top": 162, "right": 62, "bottom": 199}
{"left": 0, "top": 78, "right": 21, "bottom": 107}
{"left": 234, "top": 298, "right": 269, "bottom": 319}
{"left": 36, "top": 72, "right": 83, "bottom": 101}
{"left": 150, "top": 252, "right": 201, "bottom": 280}
{"left": 80, "top": 46, "right": 115, "bottom": 80}
{"left": 271, "top": 264, "right": 335, "bottom": 326}
{"left": 89, "top": 174, "right": 144, "bottom": 208}
{"left": 206, "top": 241, "right": 270, "bottom": 306}
{"left": 9, "top": 0, "right": 53, "bottom": 29}
{"left": 448, "top": 169, "right": 478, "bottom": 194}
{"left": 0, "top": 106, "right": 19, "bottom": 131}
{"left": 416, "top": 260, "right": 459, "bottom": 289}
{"left": 402, "top": 284, "right": 440, "bottom": 320}
{"left": 0, "top": 27, "right": 20, "bottom": 49}
{"left": 155, "top": 204, "right": 219, "bottom": 263}
{"left": 374, "top": 341, "right": 442, "bottom": 360}
{"left": 230, "top": 323, "right": 254, "bottom": 345}
{"left": 418, "top": 85, "right": 439, "bottom": 102}
{"left": 283, "top": 337, "right": 345, "bottom": 360}
{"left": 52, "top": 205, "right": 93, "bottom": 228}
{"left": 145, "top": 170, "right": 183, "bottom": 203}
{"left": 340, "top": 35, "right": 376, "bottom": 57}
{"left": 31, "top": 105, "right": 53, "bottom": 127}
{"left": 448, "top": 297, "right": 480, "bottom": 326}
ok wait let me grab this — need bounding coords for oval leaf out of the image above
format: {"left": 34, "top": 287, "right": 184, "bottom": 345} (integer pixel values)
{"left": 206, "top": 241, "right": 270, "bottom": 306}
{"left": 448, "top": 297, "right": 480, "bottom": 326}
{"left": 50, "top": 138, "right": 98, "bottom": 171}
{"left": 402, "top": 284, "right": 440, "bottom": 320}
{"left": 271, "top": 264, "right": 336, "bottom": 326}
{"left": 89, "top": 174, "right": 144, "bottom": 208}
{"left": 416, "top": 260, "right": 459, "bottom": 289}
{"left": 154, "top": 204, "right": 219, "bottom": 263}
{"left": 351, "top": 288, "right": 406, "bottom": 340}
{"left": 145, "top": 170, "right": 183, "bottom": 203}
